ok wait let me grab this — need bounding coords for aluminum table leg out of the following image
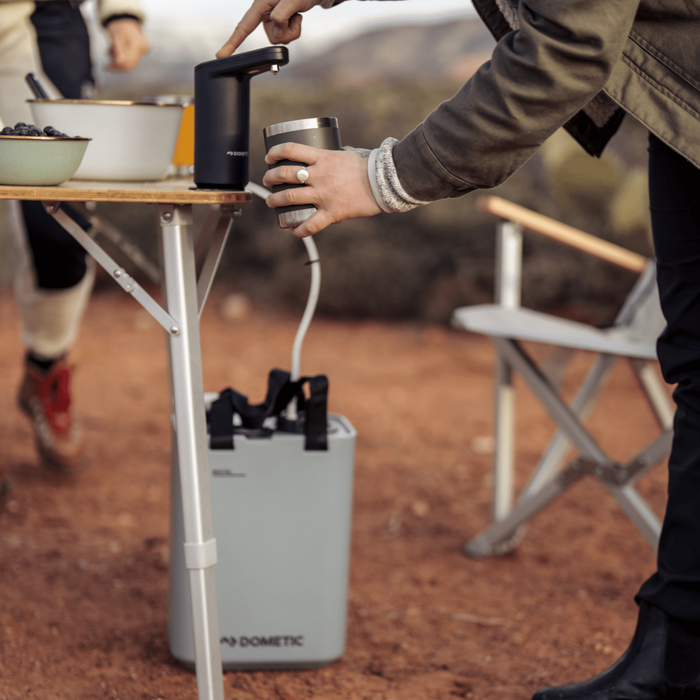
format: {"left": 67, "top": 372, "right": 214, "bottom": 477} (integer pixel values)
{"left": 159, "top": 204, "right": 224, "bottom": 700}
{"left": 44, "top": 197, "right": 236, "bottom": 700}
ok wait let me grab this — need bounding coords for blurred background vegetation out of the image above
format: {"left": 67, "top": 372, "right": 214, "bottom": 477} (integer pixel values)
{"left": 0, "top": 17, "right": 655, "bottom": 327}
{"left": 238, "top": 78, "right": 653, "bottom": 326}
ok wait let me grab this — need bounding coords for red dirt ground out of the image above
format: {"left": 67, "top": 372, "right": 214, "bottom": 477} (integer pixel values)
{"left": 0, "top": 285, "right": 669, "bottom": 700}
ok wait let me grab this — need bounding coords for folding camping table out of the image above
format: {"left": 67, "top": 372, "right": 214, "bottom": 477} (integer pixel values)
{"left": 0, "top": 178, "right": 251, "bottom": 700}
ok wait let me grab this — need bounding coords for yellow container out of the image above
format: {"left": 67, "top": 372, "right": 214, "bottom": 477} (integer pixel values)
{"left": 173, "top": 104, "right": 194, "bottom": 167}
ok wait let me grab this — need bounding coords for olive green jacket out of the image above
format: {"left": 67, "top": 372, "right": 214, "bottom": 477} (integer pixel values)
{"left": 385, "top": 0, "right": 700, "bottom": 202}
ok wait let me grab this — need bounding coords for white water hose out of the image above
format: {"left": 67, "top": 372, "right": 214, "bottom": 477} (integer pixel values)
{"left": 246, "top": 182, "right": 321, "bottom": 420}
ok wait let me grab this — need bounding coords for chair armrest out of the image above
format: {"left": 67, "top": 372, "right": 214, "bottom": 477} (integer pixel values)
{"left": 478, "top": 196, "right": 647, "bottom": 273}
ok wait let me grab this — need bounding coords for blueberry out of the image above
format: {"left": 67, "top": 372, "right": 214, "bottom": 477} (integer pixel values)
{"left": 27, "top": 128, "right": 43, "bottom": 136}
{"left": 13, "top": 122, "right": 26, "bottom": 129}
{"left": 1, "top": 126, "right": 13, "bottom": 135}
{"left": 44, "top": 126, "right": 69, "bottom": 137}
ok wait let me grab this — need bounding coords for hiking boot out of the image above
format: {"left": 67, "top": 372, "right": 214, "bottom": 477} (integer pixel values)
{"left": 532, "top": 601, "right": 700, "bottom": 700}
{"left": 18, "top": 357, "right": 85, "bottom": 473}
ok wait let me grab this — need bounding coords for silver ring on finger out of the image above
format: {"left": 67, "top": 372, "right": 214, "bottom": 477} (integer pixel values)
{"left": 296, "top": 167, "right": 310, "bottom": 184}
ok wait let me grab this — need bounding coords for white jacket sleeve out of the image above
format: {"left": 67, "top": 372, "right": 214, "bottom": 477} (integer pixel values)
{"left": 96, "top": 0, "right": 145, "bottom": 24}
{"left": 0, "top": 1, "right": 148, "bottom": 26}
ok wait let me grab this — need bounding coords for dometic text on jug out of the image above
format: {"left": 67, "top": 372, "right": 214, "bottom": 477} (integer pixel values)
{"left": 220, "top": 635, "right": 305, "bottom": 648}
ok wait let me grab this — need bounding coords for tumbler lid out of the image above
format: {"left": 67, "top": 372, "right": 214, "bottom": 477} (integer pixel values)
{"left": 264, "top": 117, "right": 338, "bottom": 138}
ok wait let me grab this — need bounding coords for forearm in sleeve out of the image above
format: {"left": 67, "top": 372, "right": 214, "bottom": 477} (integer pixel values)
{"left": 389, "top": 0, "right": 639, "bottom": 202}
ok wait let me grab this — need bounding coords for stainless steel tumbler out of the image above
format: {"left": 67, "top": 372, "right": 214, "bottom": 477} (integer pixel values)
{"left": 263, "top": 117, "right": 341, "bottom": 230}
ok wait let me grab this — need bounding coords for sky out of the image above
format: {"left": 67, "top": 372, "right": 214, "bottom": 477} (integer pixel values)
{"left": 131, "top": 0, "right": 477, "bottom": 57}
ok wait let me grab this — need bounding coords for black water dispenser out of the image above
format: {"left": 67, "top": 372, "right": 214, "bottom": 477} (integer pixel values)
{"left": 194, "top": 47, "right": 289, "bottom": 190}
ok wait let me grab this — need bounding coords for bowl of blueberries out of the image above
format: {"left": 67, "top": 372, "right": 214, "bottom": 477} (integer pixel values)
{"left": 0, "top": 122, "right": 90, "bottom": 186}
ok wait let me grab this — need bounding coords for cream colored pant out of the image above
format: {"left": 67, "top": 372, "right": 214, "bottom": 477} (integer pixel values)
{"left": 0, "top": 2, "right": 92, "bottom": 361}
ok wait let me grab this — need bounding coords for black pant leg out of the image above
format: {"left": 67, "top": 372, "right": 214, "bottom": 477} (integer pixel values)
{"left": 636, "top": 133, "right": 700, "bottom": 622}
{"left": 30, "top": 1, "right": 94, "bottom": 100}
{"left": 23, "top": 1, "right": 94, "bottom": 290}
{"left": 20, "top": 202, "right": 92, "bottom": 289}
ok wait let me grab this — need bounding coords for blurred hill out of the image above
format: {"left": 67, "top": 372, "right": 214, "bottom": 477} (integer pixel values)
{"left": 94, "top": 16, "right": 494, "bottom": 96}
{"left": 279, "top": 20, "right": 494, "bottom": 85}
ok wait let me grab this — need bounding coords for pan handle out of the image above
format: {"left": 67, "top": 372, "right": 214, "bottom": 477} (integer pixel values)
{"left": 25, "top": 72, "right": 49, "bottom": 100}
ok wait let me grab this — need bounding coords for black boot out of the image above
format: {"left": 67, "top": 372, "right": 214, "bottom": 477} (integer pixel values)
{"left": 532, "top": 601, "right": 700, "bottom": 700}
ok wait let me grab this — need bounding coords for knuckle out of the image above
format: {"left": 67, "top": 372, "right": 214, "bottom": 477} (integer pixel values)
{"left": 305, "top": 213, "right": 327, "bottom": 236}
{"left": 285, "top": 142, "right": 303, "bottom": 158}
{"left": 286, "top": 187, "right": 304, "bottom": 204}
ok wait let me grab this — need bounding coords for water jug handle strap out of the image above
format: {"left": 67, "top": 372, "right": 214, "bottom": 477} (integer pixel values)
{"left": 304, "top": 374, "right": 329, "bottom": 452}
{"left": 207, "top": 371, "right": 328, "bottom": 450}
{"left": 209, "top": 388, "right": 236, "bottom": 450}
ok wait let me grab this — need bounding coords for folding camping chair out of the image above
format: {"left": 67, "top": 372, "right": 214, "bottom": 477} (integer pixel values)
{"left": 452, "top": 196, "right": 674, "bottom": 557}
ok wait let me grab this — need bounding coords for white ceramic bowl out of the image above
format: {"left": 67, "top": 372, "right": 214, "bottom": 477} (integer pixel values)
{"left": 0, "top": 135, "right": 90, "bottom": 186}
{"left": 29, "top": 99, "right": 184, "bottom": 181}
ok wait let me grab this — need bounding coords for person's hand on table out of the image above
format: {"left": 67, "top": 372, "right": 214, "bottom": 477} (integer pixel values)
{"left": 263, "top": 143, "right": 382, "bottom": 238}
{"left": 217, "top": 0, "right": 323, "bottom": 56}
{"left": 105, "top": 18, "right": 150, "bottom": 71}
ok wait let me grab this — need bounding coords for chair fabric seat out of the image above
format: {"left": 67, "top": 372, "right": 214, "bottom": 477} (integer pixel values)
{"left": 453, "top": 305, "right": 658, "bottom": 360}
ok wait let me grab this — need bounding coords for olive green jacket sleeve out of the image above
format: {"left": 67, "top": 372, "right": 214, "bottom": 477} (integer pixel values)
{"left": 387, "top": 0, "right": 639, "bottom": 202}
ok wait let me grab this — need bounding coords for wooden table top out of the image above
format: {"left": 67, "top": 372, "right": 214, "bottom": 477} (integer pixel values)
{"left": 0, "top": 177, "right": 251, "bottom": 205}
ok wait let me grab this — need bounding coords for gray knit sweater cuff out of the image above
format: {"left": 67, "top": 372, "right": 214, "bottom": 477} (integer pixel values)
{"left": 370, "top": 137, "right": 429, "bottom": 213}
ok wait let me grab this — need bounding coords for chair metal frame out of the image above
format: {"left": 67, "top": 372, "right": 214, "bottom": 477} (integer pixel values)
{"left": 452, "top": 197, "right": 674, "bottom": 557}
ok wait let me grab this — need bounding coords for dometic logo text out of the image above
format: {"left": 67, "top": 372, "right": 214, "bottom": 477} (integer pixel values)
{"left": 226, "top": 151, "right": 248, "bottom": 156}
{"left": 220, "top": 635, "right": 304, "bottom": 648}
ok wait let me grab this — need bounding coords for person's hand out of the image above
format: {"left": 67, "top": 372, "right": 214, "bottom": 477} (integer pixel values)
{"left": 105, "top": 18, "right": 150, "bottom": 72}
{"left": 263, "top": 143, "right": 383, "bottom": 237}
{"left": 216, "top": 0, "right": 322, "bottom": 57}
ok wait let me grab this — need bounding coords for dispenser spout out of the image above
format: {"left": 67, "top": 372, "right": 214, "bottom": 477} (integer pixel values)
{"left": 193, "top": 46, "right": 290, "bottom": 190}
{"left": 195, "top": 46, "right": 289, "bottom": 80}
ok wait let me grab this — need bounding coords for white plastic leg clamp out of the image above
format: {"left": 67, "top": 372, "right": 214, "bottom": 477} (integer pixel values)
{"left": 183, "top": 538, "right": 218, "bottom": 570}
